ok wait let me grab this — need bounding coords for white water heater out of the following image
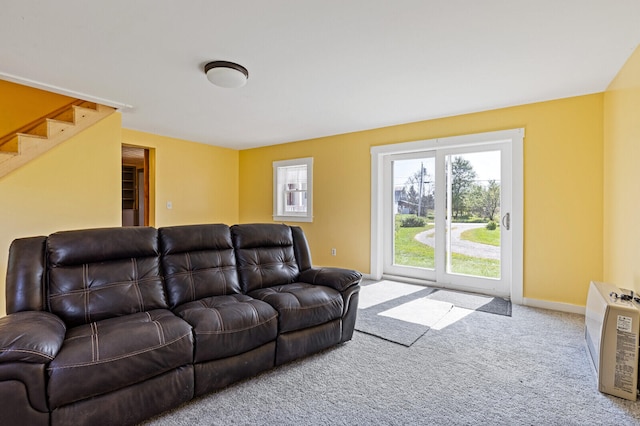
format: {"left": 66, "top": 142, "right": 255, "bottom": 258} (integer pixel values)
{"left": 585, "top": 281, "right": 640, "bottom": 401}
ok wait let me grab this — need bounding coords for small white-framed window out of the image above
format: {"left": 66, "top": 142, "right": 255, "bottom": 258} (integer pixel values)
{"left": 273, "top": 157, "right": 313, "bottom": 222}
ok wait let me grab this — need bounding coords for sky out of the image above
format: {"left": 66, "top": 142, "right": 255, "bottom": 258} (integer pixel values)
{"left": 393, "top": 150, "right": 501, "bottom": 189}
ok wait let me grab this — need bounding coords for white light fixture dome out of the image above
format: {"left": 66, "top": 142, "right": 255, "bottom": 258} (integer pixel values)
{"left": 204, "top": 61, "right": 249, "bottom": 88}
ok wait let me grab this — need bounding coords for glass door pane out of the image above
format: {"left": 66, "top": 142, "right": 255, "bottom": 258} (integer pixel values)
{"left": 383, "top": 152, "right": 436, "bottom": 281}
{"left": 444, "top": 150, "right": 501, "bottom": 279}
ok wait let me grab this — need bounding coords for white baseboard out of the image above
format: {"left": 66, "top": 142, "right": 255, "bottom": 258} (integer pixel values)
{"left": 522, "top": 297, "right": 585, "bottom": 315}
{"left": 361, "top": 274, "right": 376, "bottom": 281}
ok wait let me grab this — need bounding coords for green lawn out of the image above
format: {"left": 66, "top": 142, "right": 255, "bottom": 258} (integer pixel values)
{"left": 460, "top": 226, "right": 500, "bottom": 246}
{"left": 449, "top": 253, "right": 500, "bottom": 278}
{"left": 394, "top": 216, "right": 499, "bottom": 278}
{"left": 394, "top": 223, "right": 435, "bottom": 269}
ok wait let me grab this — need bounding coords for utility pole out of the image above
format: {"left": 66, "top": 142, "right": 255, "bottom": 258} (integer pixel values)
{"left": 417, "top": 162, "right": 424, "bottom": 217}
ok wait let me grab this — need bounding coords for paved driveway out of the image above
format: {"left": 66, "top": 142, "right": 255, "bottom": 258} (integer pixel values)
{"left": 414, "top": 223, "right": 500, "bottom": 260}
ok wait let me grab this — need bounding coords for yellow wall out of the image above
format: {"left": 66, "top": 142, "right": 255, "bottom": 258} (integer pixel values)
{"left": 604, "top": 45, "right": 640, "bottom": 290}
{"left": 0, "top": 113, "right": 123, "bottom": 315}
{"left": 240, "top": 94, "right": 605, "bottom": 307}
{"left": 122, "top": 129, "right": 239, "bottom": 227}
{"left": 0, "top": 80, "right": 75, "bottom": 136}
{"left": 0, "top": 73, "right": 619, "bottom": 312}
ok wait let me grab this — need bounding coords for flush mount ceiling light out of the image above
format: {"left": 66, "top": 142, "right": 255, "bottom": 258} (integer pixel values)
{"left": 204, "top": 61, "right": 249, "bottom": 88}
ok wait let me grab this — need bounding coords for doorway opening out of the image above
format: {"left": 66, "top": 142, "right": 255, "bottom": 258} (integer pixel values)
{"left": 121, "top": 145, "right": 150, "bottom": 226}
{"left": 371, "top": 129, "right": 523, "bottom": 302}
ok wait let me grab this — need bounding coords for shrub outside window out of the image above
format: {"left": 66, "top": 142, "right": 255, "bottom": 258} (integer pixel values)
{"left": 273, "top": 157, "right": 313, "bottom": 222}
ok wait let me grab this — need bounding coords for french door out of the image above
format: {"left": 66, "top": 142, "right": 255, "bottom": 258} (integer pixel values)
{"left": 373, "top": 129, "right": 522, "bottom": 299}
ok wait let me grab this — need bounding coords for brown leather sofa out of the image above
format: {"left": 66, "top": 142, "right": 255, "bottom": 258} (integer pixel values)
{"left": 0, "top": 223, "right": 361, "bottom": 426}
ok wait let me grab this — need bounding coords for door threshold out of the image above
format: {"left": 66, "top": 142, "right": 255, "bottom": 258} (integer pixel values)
{"left": 380, "top": 274, "right": 510, "bottom": 300}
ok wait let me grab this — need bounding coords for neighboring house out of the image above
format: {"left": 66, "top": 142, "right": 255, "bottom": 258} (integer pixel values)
{"left": 394, "top": 185, "right": 413, "bottom": 214}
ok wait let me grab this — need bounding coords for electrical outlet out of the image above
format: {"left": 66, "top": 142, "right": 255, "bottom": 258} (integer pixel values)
{"left": 331, "top": 248, "right": 336, "bottom": 256}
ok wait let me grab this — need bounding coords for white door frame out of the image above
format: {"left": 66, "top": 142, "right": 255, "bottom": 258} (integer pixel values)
{"left": 370, "top": 128, "right": 524, "bottom": 303}
{"left": 382, "top": 151, "right": 437, "bottom": 281}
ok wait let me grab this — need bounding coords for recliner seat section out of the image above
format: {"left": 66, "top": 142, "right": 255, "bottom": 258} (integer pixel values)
{"left": 231, "top": 224, "right": 347, "bottom": 364}
{"left": 0, "top": 223, "right": 361, "bottom": 426}
{"left": 36, "top": 227, "right": 194, "bottom": 425}
{"left": 159, "top": 224, "right": 279, "bottom": 396}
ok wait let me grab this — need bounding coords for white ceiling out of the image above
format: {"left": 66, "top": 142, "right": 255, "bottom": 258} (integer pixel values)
{"left": 1, "top": 1, "right": 639, "bottom": 150}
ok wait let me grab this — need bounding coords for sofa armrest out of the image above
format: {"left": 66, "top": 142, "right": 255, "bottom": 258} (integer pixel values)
{"left": 298, "top": 267, "right": 362, "bottom": 292}
{"left": 0, "top": 311, "right": 66, "bottom": 364}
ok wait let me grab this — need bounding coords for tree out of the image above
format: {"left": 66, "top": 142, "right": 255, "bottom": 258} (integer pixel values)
{"left": 483, "top": 180, "right": 500, "bottom": 221}
{"left": 468, "top": 180, "right": 501, "bottom": 220}
{"left": 468, "top": 184, "right": 486, "bottom": 218}
{"left": 450, "top": 156, "right": 476, "bottom": 218}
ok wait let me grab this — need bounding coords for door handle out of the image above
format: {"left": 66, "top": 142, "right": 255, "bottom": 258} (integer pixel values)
{"left": 502, "top": 212, "right": 510, "bottom": 231}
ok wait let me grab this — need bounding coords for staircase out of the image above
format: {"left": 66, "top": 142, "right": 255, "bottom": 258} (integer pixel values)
{"left": 0, "top": 100, "right": 115, "bottom": 179}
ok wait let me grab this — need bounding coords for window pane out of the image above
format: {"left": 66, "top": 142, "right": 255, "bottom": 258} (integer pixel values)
{"left": 273, "top": 157, "right": 313, "bottom": 222}
{"left": 284, "top": 190, "right": 307, "bottom": 212}
{"left": 278, "top": 164, "right": 307, "bottom": 215}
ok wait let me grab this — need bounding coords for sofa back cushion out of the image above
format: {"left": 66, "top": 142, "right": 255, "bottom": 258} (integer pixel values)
{"left": 159, "top": 224, "right": 241, "bottom": 308}
{"left": 47, "top": 227, "right": 167, "bottom": 327}
{"left": 231, "top": 224, "right": 299, "bottom": 293}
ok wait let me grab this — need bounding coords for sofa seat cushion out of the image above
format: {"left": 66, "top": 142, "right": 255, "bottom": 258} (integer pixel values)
{"left": 174, "top": 294, "right": 278, "bottom": 362}
{"left": 249, "top": 283, "right": 343, "bottom": 333}
{"left": 47, "top": 309, "right": 193, "bottom": 409}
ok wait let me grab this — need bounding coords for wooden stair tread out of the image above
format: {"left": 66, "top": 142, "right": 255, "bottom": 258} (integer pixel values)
{"left": 16, "top": 132, "right": 47, "bottom": 140}
{"left": 0, "top": 102, "right": 115, "bottom": 179}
